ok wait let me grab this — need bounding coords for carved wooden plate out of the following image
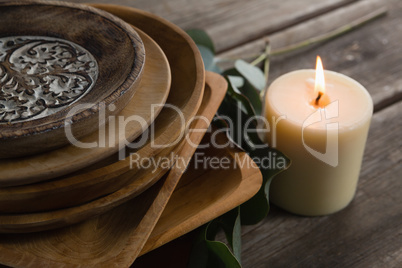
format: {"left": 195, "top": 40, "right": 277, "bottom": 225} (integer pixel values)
{"left": 0, "top": 1, "right": 145, "bottom": 158}
{"left": 0, "top": 28, "right": 170, "bottom": 187}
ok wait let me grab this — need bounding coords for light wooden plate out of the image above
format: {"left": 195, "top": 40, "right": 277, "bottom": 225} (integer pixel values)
{"left": 141, "top": 132, "right": 263, "bottom": 255}
{"left": 0, "top": 3, "right": 206, "bottom": 210}
{"left": 0, "top": 27, "right": 170, "bottom": 187}
{"left": 0, "top": 1, "right": 145, "bottom": 158}
{"left": 0, "top": 72, "right": 221, "bottom": 233}
{"left": 0, "top": 75, "right": 262, "bottom": 268}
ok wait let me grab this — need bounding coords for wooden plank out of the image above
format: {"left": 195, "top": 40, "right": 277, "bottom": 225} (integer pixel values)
{"left": 218, "top": 0, "right": 386, "bottom": 65}
{"left": 240, "top": 100, "right": 402, "bottom": 267}
{"left": 219, "top": 0, "right": 402, "bottom": 112}
{"left": 69, "top": 0, "right": 359, "bottom": 52}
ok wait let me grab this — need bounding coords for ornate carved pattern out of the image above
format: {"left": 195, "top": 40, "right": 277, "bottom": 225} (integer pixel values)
{"left": 0, "top": 36, "right": 98, "bottom": 123}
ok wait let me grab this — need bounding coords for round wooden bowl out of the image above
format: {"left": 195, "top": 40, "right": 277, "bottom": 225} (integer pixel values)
{"left": 0, "top": 1, "right": 145, "bottom": 158}
{"left": 0, "top": 5, "right": 205, "bottom": 222}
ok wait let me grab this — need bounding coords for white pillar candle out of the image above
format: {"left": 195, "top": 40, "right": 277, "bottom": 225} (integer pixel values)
{"left": 264, "top": 57, "right": 373, "bottom": 216}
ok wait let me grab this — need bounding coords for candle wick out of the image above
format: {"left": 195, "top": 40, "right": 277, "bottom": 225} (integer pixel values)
{"left": 315, "top": 92, "right": 323, "bottom": 105}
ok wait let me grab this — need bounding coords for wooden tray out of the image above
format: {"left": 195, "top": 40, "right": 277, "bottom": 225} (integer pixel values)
{"left": 0, "top": 1, "right": 145, "bottom": 159}
{"left": 0, "top": 100, "right": 262, "bottom": 268}
{"left": 0, "top": 72, "right": 261, "bottom": 268}
{"left": 0, "top": 3, "right": 206, "bottom": 188}
{"left": 0, "top": 28, "right": 171, "bottom": 213}
{"left": 0, "top": 28, "right": 169, "bottom": 187}
{"left": 141, "top": 131, "right": 263, "bottom": 256}
{"left": 0, "top": 72, "right": 222, "bottom": 233}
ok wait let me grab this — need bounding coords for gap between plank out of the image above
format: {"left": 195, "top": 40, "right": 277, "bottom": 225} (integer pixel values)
{"left": 218, "top": 0, "right": 361, "bottom": 53}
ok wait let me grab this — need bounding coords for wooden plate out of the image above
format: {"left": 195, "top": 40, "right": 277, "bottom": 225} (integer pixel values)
{"left": 0, "top": 72, "right": 222, "bottom": 233}
{"left": 0, "top": 5, "right": 205, "bottom": 206}
{"left": 141, "top": 130, "right": 263, "bottom": 256}
{"left": 0, "top": 89, "right": 262, "bottom": 268}
{"left": 0, "top": 27, "right": 170, "bottom": 187}
{"left": 0, "top": 1, "right": 145, "bottom": 158}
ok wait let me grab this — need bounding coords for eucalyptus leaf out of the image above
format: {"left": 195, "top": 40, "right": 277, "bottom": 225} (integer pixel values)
{"left": 206, "top": 241, "right": 241, "bottom": 268}
{"left": 226, "top": 76, "right": 255, "bottom": 116}
{"left": 186, "top": 29, "right": 215, "bottom": 54}
{"left": 210, "top": 63, "right": 222, "bottom": 74}
{"left": 188, "top": 221, "right": 241, "bottom": 268}
{"left": 234, "top": 60, "right": 266, "bottom": 91}
{"left": 227, "top": 75, "right": 244, "bottom": 88}
{"left": 217, "top": 90, "right": 290, "bottom": 225}
{"left": 240, "top": 80, "right": 263, "bottom": 115}
{"left": 217, "top": 207, "right": 242, "bottom": 262}
{"left": 224, "top": 69, "right": 262, "bottom": 115}
{"left": 197, "top": 45, "right": 222, "bottom": 73}
{"left": 187, "top": 28, "right": 291, "bottom": 266}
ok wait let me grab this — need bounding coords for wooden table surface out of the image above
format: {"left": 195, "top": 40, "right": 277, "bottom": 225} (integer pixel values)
{"left": 71, "top": 0, "right": 402, "bottom": 267}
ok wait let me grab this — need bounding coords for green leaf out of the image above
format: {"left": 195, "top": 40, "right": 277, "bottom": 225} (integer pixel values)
{"left": 240, "top": 146, "right": 289, "bottom": 225}
{"left": 227, "top": 75, "right": 244, "bottom": 88}
{"left": 226, "top": 75, "right": 255, "bottom": 116}
{"left": 217, "top": 207, "right": 242, "bottom": 262}
{"left": 188, "top": 221, "right": 241, "bottom": 268}
{"left": 235, "top": 60, "right": 266, "bottom": 92}
{"left": 186, "top": 29, "right": 215, "bottom": 54}
{"left": 197, "top": 45, "right": 222, "bottom": 73}
{"left": 223, "top": 69, "right": 262, "bottom": 115}
{"left": 217, "top": 89, "right": 290, "bottom": 225}
{"left": 187, "top": 28, "right": 291, "bottom": 265}
{"left": 206, "top": 241, "right": 241, "bottom": 268}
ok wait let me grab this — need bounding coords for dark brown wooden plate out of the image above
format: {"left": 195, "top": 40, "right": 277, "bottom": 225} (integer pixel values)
{"left": 0, "top": 1, "right": 145, "bottom": 158}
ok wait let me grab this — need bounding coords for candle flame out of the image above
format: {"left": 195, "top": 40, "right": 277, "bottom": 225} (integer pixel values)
{"left": 315, "top": 56, "right": 326, "bottom": 96}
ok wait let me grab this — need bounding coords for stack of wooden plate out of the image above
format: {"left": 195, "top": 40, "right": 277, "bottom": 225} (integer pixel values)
{"left": 0, "top": 2, "right": 262, "bottom": 267}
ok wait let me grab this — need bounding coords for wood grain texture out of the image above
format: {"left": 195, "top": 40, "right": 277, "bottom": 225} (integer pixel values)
{"left": 0, "top": 1, "right": 145, "bottom": 158}
{"left": 70, "top": 0, "right": 359, "bottom": 52}
{"left": 140, "top": 123, "right": 263, "bottom": 255}
{"left": 218, "top": 0, "right": 385, "bottom": 66}
{"left": 0, "top": 28, "right": 171, "bottom": 213}
{"left": 0, "top": 72, "right": 231, "bottom": 268}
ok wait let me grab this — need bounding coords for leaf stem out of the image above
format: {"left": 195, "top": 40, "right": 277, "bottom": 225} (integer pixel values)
{"left": 216, "top": 8, "right": 387, "bottom": 62}
{"left": 271, "top": 7, "right": 387, "bottom": 56}
{"left": 263, "top": 43, "right": 271, "bottom": 83}
{"left": 261, "top": 43, "right": 271, "bottom": 100}
{"left": 250, "top": 53, "right": 266, "bottom": 66}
